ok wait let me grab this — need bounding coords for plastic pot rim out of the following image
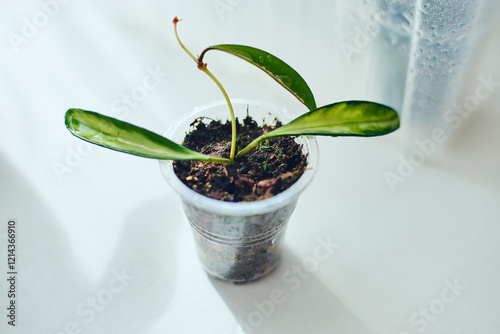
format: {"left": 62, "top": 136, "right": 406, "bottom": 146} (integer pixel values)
{"left": 159, "top": 98, "right": 319, "bottom": 216}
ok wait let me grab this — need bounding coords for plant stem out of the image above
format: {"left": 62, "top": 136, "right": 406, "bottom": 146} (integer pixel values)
{"left": 236, "top": 135, "right": 266, "bottom": 158}
{"left": 198, "top": 65, "right": 237, "bottom": 161}
{"left": 206, "top": 156, "right": 232, "bottom": 164}
{"left": 173, "top": 17, "right": 197, "bottom": 63}
{"left": 173, "top": 17, "right": 237, "bottom": 162}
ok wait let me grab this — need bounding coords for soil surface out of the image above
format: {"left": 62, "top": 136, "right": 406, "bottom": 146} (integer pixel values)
{"left": 173, "top": 116, "right": 307, "bottom": 202}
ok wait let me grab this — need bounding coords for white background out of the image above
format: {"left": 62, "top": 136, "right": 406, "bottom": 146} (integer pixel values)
{"left": 1, "top": 1, "right": 500, "bottom": 333}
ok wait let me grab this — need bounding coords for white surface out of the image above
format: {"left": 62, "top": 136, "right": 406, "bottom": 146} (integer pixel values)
{"left": 1, "top": 1, "right": 500, "bottom": 333}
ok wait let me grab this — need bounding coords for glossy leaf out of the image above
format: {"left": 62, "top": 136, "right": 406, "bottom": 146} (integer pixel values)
{"left": 65, "top": 108, "right": 230, "bottom": 163}
{"left": 237, "top": 101, "right": 400, "bottom": 157}
{"left": 201, "top": 44, "right": 317, "bottom": 110}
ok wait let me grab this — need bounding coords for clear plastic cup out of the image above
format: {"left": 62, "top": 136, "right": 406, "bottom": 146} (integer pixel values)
{"left": 160, "top": 99, "right": 319, "bottom": 283}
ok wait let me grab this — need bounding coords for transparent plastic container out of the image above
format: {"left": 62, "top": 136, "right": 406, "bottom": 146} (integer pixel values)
{"left": 160, "top": 99, "right": 319, "bottom": 283}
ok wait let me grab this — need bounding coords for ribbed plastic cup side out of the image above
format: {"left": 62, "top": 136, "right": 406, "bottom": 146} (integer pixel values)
{"left": 183, "top": 198, "right": 297, "bottom": 282}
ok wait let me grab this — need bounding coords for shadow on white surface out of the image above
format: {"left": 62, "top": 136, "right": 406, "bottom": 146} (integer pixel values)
{"left": 209, "top": 247, "right": 377, "bottom": 334}
{"left": 0, "top": 154, "right": 89, "bottom": 334}
{"left": 81, "top": 196, "right": 181, "bottom": 334}
{"left": 0, "top": 154, "right": 180, "bottom": 333}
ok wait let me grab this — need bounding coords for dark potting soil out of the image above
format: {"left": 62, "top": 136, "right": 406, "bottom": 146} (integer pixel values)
{"left": 173, "top": 115, "right": 308, "bottom": 202}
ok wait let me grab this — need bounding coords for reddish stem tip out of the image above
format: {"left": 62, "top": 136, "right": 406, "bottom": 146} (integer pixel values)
{"left": 197, "top": 57, "right": 207, "bottom": 69}
{"left": 173, "top": 16, "right": 181, "bottom": 24}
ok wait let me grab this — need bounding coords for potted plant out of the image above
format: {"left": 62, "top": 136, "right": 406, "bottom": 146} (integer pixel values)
{"left": 64, "top": 17, "right": 400, "bottom": 283}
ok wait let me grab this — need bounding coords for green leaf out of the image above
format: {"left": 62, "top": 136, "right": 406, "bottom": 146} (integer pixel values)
{"left": 201, "top": 44, "right": 317, "bottom": 110}
{"left": 65, "top": 108, "right": 230, "bottom": 163}
{"left": 237, "top": 101, "right": 400, "bottom": 157}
